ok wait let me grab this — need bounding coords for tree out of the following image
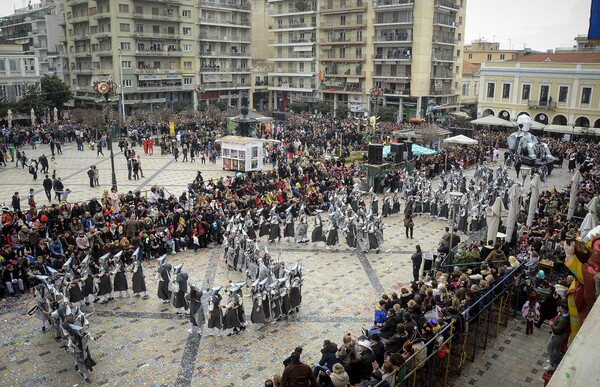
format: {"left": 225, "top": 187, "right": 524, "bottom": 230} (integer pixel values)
{"left": 335, "top": 105, "right": 349, "bottom": 119}
{"left": 313, "top": 100, "right": 333, "bottom": 114}
{"left": 378, "top": 106, "right": 397, "bottom": 123}
{"left": 40, "top": 75, "right": 73, "bottom": 111}
{"left": 16, "top": 83, "right": 49, "bottom": 118}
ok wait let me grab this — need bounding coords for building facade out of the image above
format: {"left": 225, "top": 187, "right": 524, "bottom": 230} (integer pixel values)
{"left": 59, "top": 0, "right": 252, "bottom": 112}
{"left": 464, "top": 39, "right": 525, "bottom": 64}
{"left": 0, "top": 40, "right": 42, "bottom": 103}
{"left": 477, "top": 52, "right": 600, "bottom": 135}
{"left": 266, "top": 0, "right": 467, "bottom": 118}
{"left": 0, "top": 0, "right": 65, "bottom": 79}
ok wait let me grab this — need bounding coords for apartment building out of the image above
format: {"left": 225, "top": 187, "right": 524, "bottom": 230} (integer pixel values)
{"left": 266, "top": 0, "right": 466, "bottom": 118}
{"left": 0, "top": 0, "right": 65, "bottom": 79}
{"left": 59, "top": 0, "right": 251, "bottom": 111}
{"left": 477, "top": 52, "right": 600, "bottom": 136}
{"left": 0, "top": 40, "right": 41, "bottom": 103}
{"left": 464, "top": 39, "right": 525, "bottom": 64}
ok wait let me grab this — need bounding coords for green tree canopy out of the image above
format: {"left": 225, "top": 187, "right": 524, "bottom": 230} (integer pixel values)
{"left": 16, "top": 83, "right": 49, "bottom": 117}
{"left": 40, "top": 75, "right": 73, "bottom": 111}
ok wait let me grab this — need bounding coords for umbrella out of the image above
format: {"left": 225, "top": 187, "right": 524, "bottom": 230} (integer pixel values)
{"left": 409, "top": 117, "right": 424, "bottom": 123}
{"left": 526, "top": 175, "right": 541, "bottom": 228}
{"left": 470, "top": 115, "right": 512, "bottom": 126}
{"left": 411, "top": 144, "right": 437, "bottom": 156}
{"left": 7, "top": 109, "right": 12, "bottom": 128}
{"left": 504, "top": 183, "right": 520, "bottom": 243}
{"left": 588, "top": 196, "right": 599, "bottom": 224}
{"left": 30, "top": 108, "right": 35, "bottom": 126}
{"left": 486, "top": 196, "right": 504, "bottom": 243}
{"left": 53, "top": 107, "right": 58, "bottom": 124}
{"left": 566, "top": 171, "right": 581, "bottom": 221}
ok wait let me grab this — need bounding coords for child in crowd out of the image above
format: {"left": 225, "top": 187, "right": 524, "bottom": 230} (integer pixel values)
{"left": 521, "top": 293, "right": 540, "bottom": 335}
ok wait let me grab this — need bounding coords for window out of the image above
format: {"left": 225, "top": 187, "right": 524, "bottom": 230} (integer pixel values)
{"left": 182, "top": 10, "right": 191, "bottom": 18}
{"left": 183, "top": 77, "right": 192, "bottom": 85}
{"left": 152, "top": 7, "right": 159, "bottom": 15}
{"left": 183, "top": 44, "right": 192, "bottom": 52}
{"left": 581, "top": 87, "right": 591, "bottom": 104}
{"left": 500, "top": 54, "right": 505, "bottom": 60}
{"left": 462, "top": 82, "right": 469, "bottom": 96}
{"left": 123, "top": 79, "right": 132, "bottom": 87}
{"left": 502, "top": 83, "right": 510, "bottom": 99}
{"left": 0, "top": 61, "right": 4, "bottom": 71}
{"left": 153, "top": 25, "right": 160, "bottom": 34}
{"left": 134, "top": 5, "right": 143, "bottom": 14}
{"left": 558, "top": 86, "right": 568, "bottom": 103}
{"left": 136, "top": 24, "right": 144, "bottom": 33}
{"left": 474, "top": 82, "right": 479, "bottom": 96}
{"left": 522, "top": 84, "right": 530, "bottom": 100}
{"left": 120, "top": 23, "right": 130, "bottom": 32}
{"left": 468, "top": 53, "right": 472, "bottom": 59}
{"left": 486, "top": 82, "right": 495, "bottom": 98}
{"left": 14, "top": 84, "right": 22, "bottom": 98}
{"left": 487, "top": 54, "right": 492, "bottom": 61}
{"left": 121, "top": 60, "right": 132, "bottom": 69}
{"left": 9, "top": 59, "right": 16, "bottom": 71}
{"left": 120, "top": 42, "right": 131, "bottom": 50}
{"left": 118, "top": 4, "right": 129, "bottom": 12}
{"left": 184, "top": 61, "right": 192, "bottom": 69}
{"left": 183, "top": 27, "right": 192, "bottom": 36}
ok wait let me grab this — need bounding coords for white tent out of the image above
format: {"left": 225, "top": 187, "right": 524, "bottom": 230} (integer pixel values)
{"left": 506, "top": 120, "right": 546, "bottom": 130}
{"left": 470, "top": 115, "right": 512, "bottom": 126}
{"left": 486, "top": 197, "right": 505, "bottom": 243}
{"left": 526, "top": 175, "right": 541, "bottom": 228}
{"left": 504, "top": 183, "right": 520, "bottom": 243}
{"left": 567, "top": 171, "right": 581, "bottom": 221}
{"left": 443, "top": 134, "right": 478, "bottom": 145}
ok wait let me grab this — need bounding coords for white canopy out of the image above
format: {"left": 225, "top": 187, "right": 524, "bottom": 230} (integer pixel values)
{"left": 470, "top": 115, "right": 512, "bottom": 127}
{"left": 443, "top": 134, "right": 478, "bottom": 145}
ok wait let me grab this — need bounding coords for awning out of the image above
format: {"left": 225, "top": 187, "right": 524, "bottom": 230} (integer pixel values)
{"left": 409, "top": 117, "right": 424, "bottom": 123}
{"left": 470, "top": 115, "right": 512, "bottom": 126}
{"left": 443, "top": 134, "right": 478, "bottom": 145}
{"left": 544, "top": 124, "right": 599, "bottom": 136}
{"left": 411, "top": 144, "right": 438, "bottom": 156}
{"left": 450, "top": 111, "right": 470, "bottom": 118}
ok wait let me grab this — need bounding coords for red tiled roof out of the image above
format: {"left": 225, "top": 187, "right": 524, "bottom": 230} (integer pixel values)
{"left": 462, "top": 60, "right": 480, "bottom": 75}
{"left": 512, "top": 52, "right": 600, "bottom": 63}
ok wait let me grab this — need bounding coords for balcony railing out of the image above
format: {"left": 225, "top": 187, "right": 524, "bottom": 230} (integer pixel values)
{"left": 373, "top": 72, "right": 410, "bottom": 78}
{"left": 202, "top": 82, "right": 250, "bottom": 89}
{"left": 323, "top": 54, "right": 366, "bottom": 61}
{"left": 272, "top": 54, "right": 315, "bottom": 59}
{"left": 373, "top": 0, "right": 414, "bottom": 8}
{"left": 374, "top": 52, "right": 412, "bottom": 60}
{"left": 201, "top": 34, "right": 251, "bottom": 42}
{"left": 434, "top": 0, "right": 459, "bottom": 10}
{"left": 93, "top": 12, "right": 111, "bottom": 20}
{"left": 320, "top": 37, "right": 366, "bottom": 44}
{"left": 320, "top": 21, "right": 366, "bottom": 29}
{"left": 67, "top": 0, "right": 88, "bottom": 6}
{"left": 373, "top": 33, "right": 411, "bottom": 42}
{"left": 272, "top": 22, "right": 317, "bottom": 30}
{"left": 383, "top": 88, "right": 410, "bottom": 96}
{"left": 135, "top": 68, "right": 184, "bottom": 74}
{"left": 431, "top": 71, "right": 453, "bottom": 79}
{"left": 527, "top": 100, "right": 557, "bottom": 110}
{"left": 199, "top": 51, "right": 251, "bottom": 57}
{"left": 198, "top": 0, "right": 251, "bottom": 11}
{"left": 271, "top": 5, "right": 318, "bottom": 16}
{"left": 199, "top": 18, "right": 250, "bottom": 26}
{"left": 135, "top": 49, "right": 184, "bottom": 56}
{"left": 320, "top": 1, "right": 366, "bottom": 13}
{"left": 374, "top": 16, "right": 413, "bottom": 25}
{"left": 269, "top": 38, "right": 315, "bottom": 44}
{"left": 433, "top": 36, "right": 457, "bottom": 44}
{"left": 72, "top": 34, "right": 90, "bottom": 41}
{"left": 200, "top": 65, "right": 252, "bottom": 72}
{"left": 132, "top": 13, "right": 182, "bottom": 22}
{"left": 430, "top": 87, "right": 454, "bottom": 95}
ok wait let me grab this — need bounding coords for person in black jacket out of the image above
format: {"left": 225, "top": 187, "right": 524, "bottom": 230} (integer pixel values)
{"left": 42, "top": 175, "right": 53, "bottom": 202}
{"left": 370, "top": 334, "right": 385, "bottom": 367}
{"left": 356, "top": 340, "right": 376, "bottom": 381}
{"left": 411, "top": 245, "right": 422, "bottom": 283}
{"left": 312, "top": 340, "right": 338, "bottom": 378}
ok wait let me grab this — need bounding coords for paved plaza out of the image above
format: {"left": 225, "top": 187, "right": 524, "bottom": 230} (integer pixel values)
{"left": 0, "top": 142, "right": 574, "bottom": 386}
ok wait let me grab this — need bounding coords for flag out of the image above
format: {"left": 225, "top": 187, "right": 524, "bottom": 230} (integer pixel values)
{"left": 590, "top": 0, "right": 600, "bottom": 41}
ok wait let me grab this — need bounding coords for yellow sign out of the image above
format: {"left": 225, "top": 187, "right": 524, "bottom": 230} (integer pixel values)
{"left": 169, "top": 121, "right": 175, "bottom": 135}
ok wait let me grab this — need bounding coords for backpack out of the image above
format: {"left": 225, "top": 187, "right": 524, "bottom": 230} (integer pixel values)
{"left": 211, "top": 221, "right": 219, "bottom": 231}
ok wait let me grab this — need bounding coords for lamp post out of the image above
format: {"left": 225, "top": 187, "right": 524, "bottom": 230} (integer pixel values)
{"left": 94, "top": 80, "right": 119, "bottom": 190}
{"left": 117, "top": 48, "right": 126, "bottom": 121}
{"left": 448, "top": 191, "right": 464, "bottom": 265}
{"left": 369, "top": 87, "right": 383, "bottom": 140}
{"left": 571, "top": 123, "right": 575, "bottom": 142}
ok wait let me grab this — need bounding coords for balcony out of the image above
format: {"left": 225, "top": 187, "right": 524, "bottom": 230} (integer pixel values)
{"left": 199, "top": 17, "right": 250, "bottom": 27}
{"left": 434, "top": 0, "right": 459, "bottom": 11}
{"left": 267, "top": 70, "right": 314, "bottom": 77}
{"left": 95, "top": 31, "right": 112, "bottom": 39}
{"left": 374, "top": 51, "right": 411, "bottom": 60}
{"left": 320, "top": 21, "right": 367, "bottom": 29}
{"left": 200, "top": 34, "right": 251, "bottom": 43}
{"left": 268, "top": 38, "right": 315, "bottom": 45}
{"left": 198, "top": 0, "right": 251, "bottom": 11}
{"left": 132, "top": 12, "right": 182, "bottom": 22}
{"left": 96, "top": 49, "right": 113, "bottom": 56}
{"left": 373, "top": 0, "right": 414, "bottom": 9}
{"left": 72, "top": 34, "right": 90, "bottom": 41}
{"left": 71, "top": 50, "right": 91, "bottom": 58}
{"left": 430, "top": 86, "right": 454, "bottom": 95}
{"left": 372, "top": 71, "right": 410, "bottom": 79}
{"left": 199, "top": 51, "right": 251, "bottom": 58}
{"left": 69, "top": 15, "right": 90, "bottom": 24}
{"left": 135, "top": 49, "right": 184, "bottom": 57}
{"left": 269, "top": 83, "right": 316, "bottom": 92}
{"left": 270, "top": 22, "right": 317, "bottom": 31}
{"left": 200, "top": 65, "right": 252, "bottom": 72}
{"left": 67, "top": 0, "right": 89, "bottom": 6}
{"left": 270, "top": 54, "right": 315, "bottom": 60}
{"left": 319, "top": 37, "right": 366, "bottom": 45}
{"left": 374, "top": 17, "right": 413, "bottom": 26}
{"left": 93, "top": 12, "right": 111, "bottom": 20}
{"left": 138, "top": 83, "right": 183, "bottom": 92}
{"left": 383, "top": 88, "right": 410, "bottom": 96}
{"left": 321, "top": 70, "right": 366, "bottom": 78}
{"left": 433, "top": 17, "right": 457, "bottom": 28}
{"left": 320, "top": 2, "right": 366, "bottom": 14}
{"left": 527, "top": 100, "right": 557, "bottom": 110}
{"left": 71, "top": 68, "right": 94, "bottom": 75}
{"left": 131, "top": 32, "right": 183, "bottom": 40}
{"left": 432, "top": 36, "right": 456, "bottom": 45}
{"left": 203, "top": 82, "right": 250, "bottom": 90}
{"left": 322, "top": 54, "right": 366, "bottom": 62}
{"left": 373, "top": 34, "right": 411, "bottom": 43}
{"left": 270, "top": 5, "right": 317, "bottom": 17}
{"left": 431, "top": 71, "right": 453, "bottom": 79}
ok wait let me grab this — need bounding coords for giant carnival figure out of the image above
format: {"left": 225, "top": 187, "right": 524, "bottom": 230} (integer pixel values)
{"left": 563, "top": 226, "right": 600, "bottom": 341}
{"left": 507, "top": 114, "right": 556, "bottom": 166}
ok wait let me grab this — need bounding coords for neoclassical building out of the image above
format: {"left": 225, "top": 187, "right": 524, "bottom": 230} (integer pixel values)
{"left": 477, "top": 52, "right": 600, "bottom": 136}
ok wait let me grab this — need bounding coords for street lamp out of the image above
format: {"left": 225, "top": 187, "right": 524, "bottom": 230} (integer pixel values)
{"left": 571, "top": 122, "right": 575, "bottom": 142}
{"left": 117, "top": 48, "right": 126, "bottom": 121}
{"left": 94, "top": 80, "right": 119, "bottom": 190}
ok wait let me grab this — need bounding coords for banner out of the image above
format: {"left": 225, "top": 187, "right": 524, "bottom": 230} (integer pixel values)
{"left": 169, "top": 121, "right": 175, "bottom": 135}
{"left": 590, "top": 0, "right": 600, "bottom": 41}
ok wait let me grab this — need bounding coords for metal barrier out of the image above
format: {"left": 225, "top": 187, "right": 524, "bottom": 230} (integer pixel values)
{"left": 376, "top": 263, "right": 525, "bottom": 387}
{"left": 439, "top": 227, "right": 488, "bottom": 271}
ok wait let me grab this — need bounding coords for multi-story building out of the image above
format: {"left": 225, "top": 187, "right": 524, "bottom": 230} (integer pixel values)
{"left": 197, "top": 0, "right": 252, "bottom": 108}
{"left": 0, "top": 0, "right": 65, "bottom": 79}
{"left": 266, "top": 0, "right": 319, "bottom": 111}
{"left": 460, "top": 60, "right": 479, "bottom": 111}
{"left": 477, "top": 52, "right": 600, "bottom": 136}
{"left": 0, "top": 40, "right": 42, "bottom": 103}
{"left": 464, "top": 39, "right": 525, "bottom": 64}
{"left": 266, "top": 0, "right": 467, "bottom": 118}
{"left": 60, "top": 0, "right": 254, "bottom": 111}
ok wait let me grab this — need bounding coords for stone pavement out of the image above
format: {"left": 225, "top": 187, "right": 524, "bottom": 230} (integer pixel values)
{"left": 0, "top": 144, "right": 577, "bottom": 386}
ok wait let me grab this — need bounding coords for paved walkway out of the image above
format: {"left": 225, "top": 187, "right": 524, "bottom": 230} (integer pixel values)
{"left": 0, "top": 144, "right": 575, "bottom": 386}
